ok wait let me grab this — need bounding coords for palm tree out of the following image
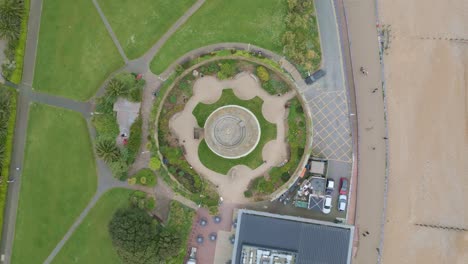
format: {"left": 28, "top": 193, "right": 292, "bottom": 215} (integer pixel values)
{"left": 96, "top": 139, "right": 120, "bottom": 163}
{"left": 0, "top": 0, "right": 24, "bottom": 41}
{"left": 105, "top": 79, "right": 127, "bottom": 98}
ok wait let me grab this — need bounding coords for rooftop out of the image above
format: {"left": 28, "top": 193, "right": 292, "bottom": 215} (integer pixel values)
{"left": 232, "top": 210, "right": 354, "bottom": 264}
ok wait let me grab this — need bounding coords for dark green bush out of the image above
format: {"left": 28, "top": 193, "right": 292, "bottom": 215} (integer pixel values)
{"left": 126, "top": 117, "right": 142, "bottom": 165}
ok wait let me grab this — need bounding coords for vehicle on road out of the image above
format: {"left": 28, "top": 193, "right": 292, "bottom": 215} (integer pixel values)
{"left": 323, "top": 195, "right": 332, "bottom": 214}
{"left": 338, "top": 195, "right": 347, "bottom": 211}
{"left": 339, "top": 177, "right": 349, "bottom": 195}
{"left": 305, "top": 69, "right": 326, "bottom": 84}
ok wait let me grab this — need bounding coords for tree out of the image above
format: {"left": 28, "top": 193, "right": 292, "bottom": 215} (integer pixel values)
{"left": 105, "top": 78, "right": 127, "bottom": 98}
{"left": 157, "top": 229, "right": 182, "bottom": 259}
{"left": 109, "top": 207, "right": 160, "bottom": 264}
{"left": 95, "top": 139, "right": 120, "bottom": 162}
{"left": 0, "top": 0, "right": 23, "bottom": 41}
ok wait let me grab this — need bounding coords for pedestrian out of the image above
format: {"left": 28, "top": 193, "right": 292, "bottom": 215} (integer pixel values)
{"left": 360, "top": 66, "right": 368, "bottom": 75}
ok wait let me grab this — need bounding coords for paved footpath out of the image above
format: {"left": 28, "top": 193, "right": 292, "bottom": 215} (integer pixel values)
{"left": 342, "top": 0, "right": 388, "bottom": 262}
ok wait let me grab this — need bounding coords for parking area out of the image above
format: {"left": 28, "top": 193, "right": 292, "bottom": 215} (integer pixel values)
{"left": 256, "top": 158, "right": 351, "bottom": 222}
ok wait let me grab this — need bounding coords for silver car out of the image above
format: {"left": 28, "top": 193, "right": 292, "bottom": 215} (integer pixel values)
{"left": 338, "top": 195, "right": 347, "bottom": 211}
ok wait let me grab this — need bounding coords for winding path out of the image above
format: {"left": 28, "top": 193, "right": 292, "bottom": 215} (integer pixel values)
{"left": 0, "top": 0, "right": 365, "bottom": 263}
{"left": 0, "top": 0, "right": 205, "bottom": 262}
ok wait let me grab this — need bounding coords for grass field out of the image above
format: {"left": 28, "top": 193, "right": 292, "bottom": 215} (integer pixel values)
{"left": 150, "top": 0, "right": 287, "bottom": 74}
{"left": 12, "top": 103, "right": 97, "bottom": 264}
{"left": 193, "top": 89, "right": 276, "bottom": 174}
{"left": 52, "top": 192, "right": 193, "bottom": 264}
{"left": 98, "top": 0, "right": 196, "bottom": 59}
{"left": 33, "top": 0, "right": 124, "bottom": 101}
{"left": 52, "top": 188, "right": 132, "bottom": 264}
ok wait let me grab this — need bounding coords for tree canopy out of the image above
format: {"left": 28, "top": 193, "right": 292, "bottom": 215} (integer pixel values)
{"left": 108, "top": 206, "right": 184, "bottom": 264}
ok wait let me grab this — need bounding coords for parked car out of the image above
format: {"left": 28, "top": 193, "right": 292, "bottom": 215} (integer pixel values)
{"left": 326, "top": 179, "right": 335, "bottom": 192}
{"left": 305, "top": 69, "right": 326, "bottom": 84}
{"left": 323, "top": 195, "right": 332, "bottom": 214}
{"left": 338, "top": 195, "right": 347, "bottom": 211}
{"left": 339, "top": 177, "right": 349, "bottom": 195}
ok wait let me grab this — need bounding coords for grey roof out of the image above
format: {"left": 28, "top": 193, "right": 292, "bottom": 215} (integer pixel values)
{"left": 113, "top": 97, "right": 141, "bottom": 134}
{"left": 233, "top": 210, "right": 353, "bottom": 264}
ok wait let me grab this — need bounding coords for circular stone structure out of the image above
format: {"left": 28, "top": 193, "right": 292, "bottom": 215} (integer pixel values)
{"left": 204, "top": 105, "right": 261, "bottom": 159}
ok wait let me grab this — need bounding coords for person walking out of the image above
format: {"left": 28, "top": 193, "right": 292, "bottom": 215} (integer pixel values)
{"left": 360, "top": 66, "right": 368, "bottom": 75}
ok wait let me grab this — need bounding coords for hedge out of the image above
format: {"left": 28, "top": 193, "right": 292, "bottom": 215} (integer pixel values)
{"left": 9, "top": 0, "right": 30, "bottom": 84}
{"left": 0, "top": 86, "right": 17, "bottom": 239}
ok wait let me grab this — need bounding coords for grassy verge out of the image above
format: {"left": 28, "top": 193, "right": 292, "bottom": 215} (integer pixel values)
{"left": 52, "top": 188, "right": 133, "bottom": 264}
{"left": 193, "top": 89, "right": 277, "bottom": 174}
{"left": 150, "top": 0, "right": 287, "bottom": 74}
{"left": 9, "top": 0, "right": 30, "bottom": 83}
{"left": 0, "top": 86, "right": 17, "bottom": 239}
{"left": 33, "top": 0, "right": 124, "bottom": 101}
{"left": 98, "top": 0, "right": 196, "bottom": 59}
{"left": 12, "top": 103, "right": 97, "bottom": 263}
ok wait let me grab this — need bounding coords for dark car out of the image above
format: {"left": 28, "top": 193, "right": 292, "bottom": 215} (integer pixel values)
{"left": 305, "top": 69, "right": 326, "bottom": 84}
{"left": 339, "top": 177, "right": 349, "bottom": 195}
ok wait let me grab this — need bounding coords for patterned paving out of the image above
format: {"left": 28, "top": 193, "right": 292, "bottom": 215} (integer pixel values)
{"left": 308, "top": 91, "right": 352, "bottom": 163}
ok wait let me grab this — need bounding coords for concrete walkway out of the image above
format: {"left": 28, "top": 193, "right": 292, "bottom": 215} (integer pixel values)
{"left": 170, "top": 73, "right": 295, "bottom": 203}
{"left": 341, "top": 0, "right": 387, "bottom": 262}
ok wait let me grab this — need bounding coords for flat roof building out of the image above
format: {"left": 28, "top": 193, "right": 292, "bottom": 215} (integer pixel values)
{"left": 232, "top": 210, "right": 354, "bottom": 264}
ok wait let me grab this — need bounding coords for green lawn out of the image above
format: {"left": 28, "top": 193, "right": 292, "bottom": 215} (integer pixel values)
{"left": 12, "top": 103, "right": 97, "bottom": 264}
{"left": 33, "top": 0, "right": 124, "bottom": 101}
{"left": 98, "top": 0, "right": 196, "bottom": 59}
{"left": 52, "top": 188, "right": 132, "bottom": 264}
{"left": 193, "top": 89, "right": 276, "bottom": 174}
{"left": 150, "top": 0, "right": 287, "bottom": 74}
{"left": 52, "top": 192, "right": 193, "bottom": 264}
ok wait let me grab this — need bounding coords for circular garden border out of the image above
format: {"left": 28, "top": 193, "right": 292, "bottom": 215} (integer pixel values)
{"left": 153, "top": 52, "right": 313, "bottom": 199}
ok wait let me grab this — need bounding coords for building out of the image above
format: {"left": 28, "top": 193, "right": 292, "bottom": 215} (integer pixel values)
{"left": 232, "top": 210, "right": 354, "bottom": 264}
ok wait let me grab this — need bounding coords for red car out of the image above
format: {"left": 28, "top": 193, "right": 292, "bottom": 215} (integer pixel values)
{"left": 339, "top": 177, "right": 349, "bottom": 195}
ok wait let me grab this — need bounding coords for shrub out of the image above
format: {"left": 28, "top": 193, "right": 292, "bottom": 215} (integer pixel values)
{"left": 256, "top": 66, "right": 270, "bottom": 82}
{"left": 139, "top": 176, "right": 147, "bottom": 185}
{"left": 133, "top": 168, "right": 157, "bottom": 187}
{"left": 169, "top": 95, "right": 177, "bottom": 104}
{"left": 217, "top": 60, "right": 237, "bottom": 80}
{"left": 149, "top": 157, "right": 161, "bottom": 171}
{"left": 92, "top": 114, "right": 119, "bottom": 140}
{"left": 244, "top": 190, "right": 253, "bottom": 198}
{"left": 126, "top": 117, "right": 142, "bottom": 165}
{"left": 146, "top": 198, "right": 156, "bottom": 211}
{"left": 96, "top": 139, "right": 120, "bottom": 163}
{"left": 127, "top": 177, "right": 136, "bottom": 185}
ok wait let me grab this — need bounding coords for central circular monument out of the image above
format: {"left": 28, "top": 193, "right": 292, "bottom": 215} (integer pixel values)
{"left": 204, "top": 105, "right": 261, "bottom": 159}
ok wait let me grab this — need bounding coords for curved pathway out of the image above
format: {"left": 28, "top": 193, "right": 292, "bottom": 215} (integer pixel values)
{"left": 169, "top": 73, "right": 295, "bottom": 203}
{"left": 1, "top": 0, "right": 360, "bottom": 262}
{"left": 0, "top": 0, "right": 207, "bottom": 262}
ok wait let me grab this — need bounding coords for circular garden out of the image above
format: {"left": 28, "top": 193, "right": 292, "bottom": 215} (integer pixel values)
{"left": 155, "top": 55, "right": 310, "bottom": 199}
